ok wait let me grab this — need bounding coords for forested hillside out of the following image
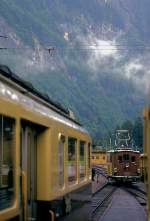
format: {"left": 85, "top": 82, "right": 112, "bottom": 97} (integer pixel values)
{"left": 0, "top": 0, "right": 148, "bottom": 140}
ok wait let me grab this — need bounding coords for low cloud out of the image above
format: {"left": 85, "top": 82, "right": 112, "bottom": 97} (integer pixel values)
{"left": 123, "top": 56, "right": 150, "bottom": 91}
{"left": 124, "top": 60, "right": 143, "bottom": 79}
{"left": 1, "top": 24, "right": 150, "bottom": 93}
{"left": 77, "top": 31, "right": 150, "bottom": 92}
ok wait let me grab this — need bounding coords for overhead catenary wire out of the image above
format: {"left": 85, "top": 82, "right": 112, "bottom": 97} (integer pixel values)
{"left": 0, "top": 34, "right": 150, "bottom": 51}
{"left": 1, "top": 47, "right": 150, "bottom": 50}
{"left": 1, "top": 45, "right": 150, "bottom": 52}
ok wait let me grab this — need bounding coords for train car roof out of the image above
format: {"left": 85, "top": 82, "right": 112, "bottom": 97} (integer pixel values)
{"left": 107, "top": 149, "right": 140, "bottom": 153}
{"left": 0, "top": 65, "right": 85, "bottom": 129}
{"left": 92, "top": 150, "right": 106, "bottom": 154}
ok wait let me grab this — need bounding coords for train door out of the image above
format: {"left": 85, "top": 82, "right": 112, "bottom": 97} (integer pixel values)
{"left": 21, "top": 124, "right": 38, "bottom": 221}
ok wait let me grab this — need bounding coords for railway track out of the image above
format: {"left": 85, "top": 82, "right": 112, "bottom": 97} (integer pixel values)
{"left": 123, "top": 185, "right": 147, "bottom": 206}
{"left": 99, "top": 188, "right": 147, "bottom": 221}
{"left": 92, "top": 183, "right": 147, "bottom": 221}
{"left": 92, "top": 184, "right": 117, "bottom": 221}
{"left": 92, "top": 165, "right": 109, "bottom": 195}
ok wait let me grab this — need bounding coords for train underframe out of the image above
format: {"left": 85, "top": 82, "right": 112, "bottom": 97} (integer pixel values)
{"left": 109, "top": 175, "right": 141, "bottom": 185}
{"left": 8, "top": 183, "right": 91, "bottom": 221}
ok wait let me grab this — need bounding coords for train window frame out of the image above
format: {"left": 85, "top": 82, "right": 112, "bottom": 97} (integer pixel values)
{"left": 88, "top": 143, "right": 91, "bottom": 169}
{"left": 68, "top": 137, "right": 77, "bottom": 185}
{"left": 58, "top": 133, "right": 65, "bottom": 189}
{"left": 79, "top": 141, "right": 86, "bottom": 181}
{"left": 0, "top": 115, "right": 16, "bottom": 212}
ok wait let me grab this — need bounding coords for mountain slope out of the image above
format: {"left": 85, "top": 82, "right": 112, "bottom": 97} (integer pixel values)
{"left": 0, "top": 0, "right": 148, "bottom": 140}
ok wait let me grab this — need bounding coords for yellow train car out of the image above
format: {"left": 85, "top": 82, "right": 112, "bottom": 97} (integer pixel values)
{"left": 143, "top": 107, "right": 149, "bottom": 220}
{"left": 91, "top": 150, "right": 107, "bottom": 166}
{"left": 106, "top": 152, "right": 113, "bottom": 177}
{"left": 0, "top": 66, "right": 92, "bottom": 221}
{"left": 140, "top": 153, "right": 145, "bottom": 182}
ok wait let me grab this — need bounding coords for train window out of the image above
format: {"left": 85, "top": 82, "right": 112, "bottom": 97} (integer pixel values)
{"left": 80, "top": 141, "right": 86, "bottom": 181}
{"left": 123, "top": 154, "right": 129, "bottom": 161}
{"left": 88, "top": 143, "right": 91, "bottom": 170}
{"left": 0, "top": 115, "right": 15, "bottom": 211}
{"left": 118, "top": 156, "right": 122, "bottom": 163}
{"left": 68, "top": 137, "right": 77, "bottom": 185}
{"left": 131, "top": 156, "right": 135, "bottom": 162}
{"left": 96, "top": 156, "right": 99, "bottom": 159}
{"left": 58, "top": 134, "right": 65, "bottom": 189}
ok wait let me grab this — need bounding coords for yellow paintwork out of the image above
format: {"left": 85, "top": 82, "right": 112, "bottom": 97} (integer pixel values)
{"left": 48, "top": 126, "right": 91, "bottom": 200}
{"left": 0, "top": 85, "right": 91, "bottom": 221}
{"left": 107, "top": 163, "right": 113, "bottom": 176}
{"left": 49, "top": 210, "right": 55, "bottom": 221}
{"left": 91, "top": 151, "right": 107, "bottom": 165}
{"left": 22, "top": 171, "right": 27, "bottom": 221}
{"left": 140, "top": 154, "right": 147, "bottom": 180}
{"left": 143, "top": 107, "right": 150, "bottom": 220}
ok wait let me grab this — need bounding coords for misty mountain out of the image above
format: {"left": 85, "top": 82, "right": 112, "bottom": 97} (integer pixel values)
{"left": 0, "top": 0, "right": 148, "bottom": 140}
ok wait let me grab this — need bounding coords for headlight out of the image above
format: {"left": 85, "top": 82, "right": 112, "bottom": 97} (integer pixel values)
{"left": 137, "top": 168, "right": 140, "bottom": 173}
{"left": 114, "top": 168, "right": 117, "bottom": 172}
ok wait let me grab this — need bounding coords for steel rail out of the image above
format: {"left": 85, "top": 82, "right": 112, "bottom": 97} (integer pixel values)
{"left": 92, "top": 186, "right": 116, "bottom": 217}
{"left": 123, "top": 187, "right": 147, "bottom": 205}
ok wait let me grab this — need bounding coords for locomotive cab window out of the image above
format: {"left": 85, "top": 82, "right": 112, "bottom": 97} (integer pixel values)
{"left": 58, "top": 134, "right": 65, "bottom": 189}
{"left": 131, "top": 156, "right": 135, "bottom": 162}
{"left": 0, "top": 115, "right": 15, "bottom": 211}
{"left": 123, "top": 154, "right": 129, "bottom": 161}
{"left": 118, "top": 156, "right": 122, "bottom": 163}
{"left": 68, "top": 137, "right": 77, "bottom": 185}
{"left": 80, "top": 141, "right": 86, "bottom": 181}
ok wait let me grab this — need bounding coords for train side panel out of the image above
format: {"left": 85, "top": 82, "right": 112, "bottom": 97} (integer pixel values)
{"left": 0, "top": 69, "right": 92, "bottom": 221}
{"left": 143, "top": 108, "right": 150, "bottom": 221}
